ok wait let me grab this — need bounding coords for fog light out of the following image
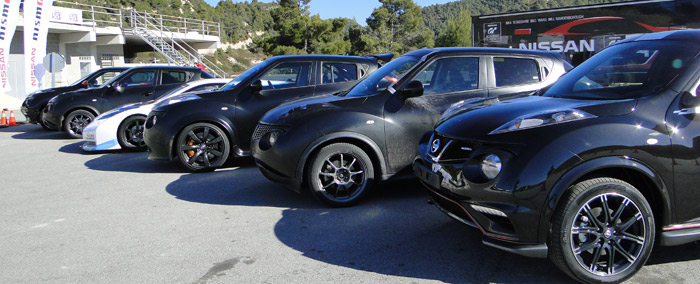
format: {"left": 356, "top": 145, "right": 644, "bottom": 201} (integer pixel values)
{"left": 259, "top": 131, "right": 281, "bottom": 151}
{"left": 480, "top": 154, "right": 501, "bottom": 179}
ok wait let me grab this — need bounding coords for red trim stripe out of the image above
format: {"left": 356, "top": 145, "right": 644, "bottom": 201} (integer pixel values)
{"left": 514, "top": 28, "right": 531, "bottom": 35}
{"left": 663, "top": 223, "right": 700, "bottom": 231}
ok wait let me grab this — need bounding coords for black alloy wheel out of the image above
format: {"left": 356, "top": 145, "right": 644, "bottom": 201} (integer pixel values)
{"left": 176, "top": 122, "right": 230, "bottom": 172}
{"left": 118, "top": 115, "right": 147, "bottom": 151}
{"left": 64, "top": 110, "right": 95, "bottom": 139}
{"left": 307, "top": 143, "right": 374, "bottom": 207}
{"left": 550, "top": 178, "right": 655, "bottom": 284}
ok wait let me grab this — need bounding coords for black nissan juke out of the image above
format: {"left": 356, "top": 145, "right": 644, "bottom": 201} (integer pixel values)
{"left": 143, "top": 54, "right": 390, "bottom": 171}
{"left": 252, "top": 48, "right": 571, "bottom": 207}
{"left": 414, "top": 30, "right": 700, "bottom": 283}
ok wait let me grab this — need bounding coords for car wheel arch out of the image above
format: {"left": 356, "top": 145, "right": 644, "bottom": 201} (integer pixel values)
{"left": 297, "top": 132, "right": 387, "bottom": 190}
{"left": 170, "top": 118, "right": 236, "bottom": 160}
{"left": 62, "top": 106, "right": 99, "bottom": 125}
{"left": 539, "top": 156, "right": 670, "bottom": 244}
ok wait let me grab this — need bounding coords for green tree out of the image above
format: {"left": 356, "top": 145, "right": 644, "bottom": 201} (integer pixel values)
{"left": 365, "top": 0, "right": 433, "bottom": 55}
{"left": 435, "top": 6, "right": 471, "bottom": 47}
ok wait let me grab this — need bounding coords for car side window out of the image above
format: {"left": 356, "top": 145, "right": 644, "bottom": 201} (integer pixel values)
{"left": 322, "top": 62, "right": 358, "bottom": 84}
{"left": 121, "top": 71, "right": 155, "bottom": 87}
{"left": 413, "top": 57, "right": 479, "bottom": 95}
{"left": 162, "top": 71, "right": 188, "bottom": 85}
{"left": 494, "top": 57, "right": 540, "bottom": 87}
{"left": 90, "top": 71, "right": 122, "bottom": 87}
{"left": 259, "top": 62, "right": 312, "bottom": 90}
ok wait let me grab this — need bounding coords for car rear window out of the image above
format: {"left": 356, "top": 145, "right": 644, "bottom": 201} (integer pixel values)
{"left": 494, "top": 57, "right": 541, "bottom": 87}
{"left": 322, "top": 62, "right": 358, "bottom": 84}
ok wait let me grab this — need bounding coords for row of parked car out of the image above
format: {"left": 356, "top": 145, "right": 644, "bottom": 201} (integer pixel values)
{"left": 20, "top": 30, "right": 700, "bottom": 283}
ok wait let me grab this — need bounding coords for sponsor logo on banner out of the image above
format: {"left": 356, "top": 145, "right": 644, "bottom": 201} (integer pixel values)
{"left": 484, "top": 22, "right": 501, "bottom": 43}
{"left": 24, "top": 0, "right": 54, "bottom": 92}
{"left": 0, "top": 0, "right": 19, "bottom": 92}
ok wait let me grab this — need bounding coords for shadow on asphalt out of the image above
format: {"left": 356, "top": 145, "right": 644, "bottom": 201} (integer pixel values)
{"left": 165, "top": 168, "right": 573, "bottom": 282}
{"left": 84, "top": 152, "right": 256, "bottom": 174}
{"left": 647, "top": 241, "right": 700, "bottom": 265}
{"left": 5, "top": 124, "right": 73, "bottom": 139}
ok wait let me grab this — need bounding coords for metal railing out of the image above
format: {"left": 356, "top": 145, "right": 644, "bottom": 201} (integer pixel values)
{"left": 53, "top": 0, "right": 221, "bottom": 36}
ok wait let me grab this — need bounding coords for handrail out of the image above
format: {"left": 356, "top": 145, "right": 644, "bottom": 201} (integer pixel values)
{"left": 131, "top": 10, "right": 226, "bottom": 78}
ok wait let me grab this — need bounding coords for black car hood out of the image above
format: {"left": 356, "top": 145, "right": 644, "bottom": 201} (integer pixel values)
{"left": 56, "top": 87, "right": 105, "bottom": 100}
{"left": 38, "top": 85, "right": 77, "bottom": 94}
{"left": 260, "top": 94, "right": 368, "bottom": 125}
{"left": 435, "top": 95, "right": 637, "bottom": 140}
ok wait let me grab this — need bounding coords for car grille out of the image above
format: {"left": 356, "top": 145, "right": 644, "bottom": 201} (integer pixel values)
{"left": 252, "top": 123, "right": 276, "bottom": 141}
{"left": 427, "top": 132, "right": 481, "bottom": 162}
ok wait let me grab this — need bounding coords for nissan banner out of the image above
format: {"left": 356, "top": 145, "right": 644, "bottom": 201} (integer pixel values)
{"left": 0, "top": 0, "right": 19, "bottom": 93}
{"left": 23, "top": 0, "right": 54, "bottom": 93}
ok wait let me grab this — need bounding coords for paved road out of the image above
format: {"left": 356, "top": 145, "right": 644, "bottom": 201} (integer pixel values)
{"left": 1, "top": 124, "right": 698, "bottom": 283}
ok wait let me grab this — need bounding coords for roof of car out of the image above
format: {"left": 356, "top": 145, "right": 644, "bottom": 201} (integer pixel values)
{"left": 616, "top": 29, "right": 700, "bottom": 45}
{"left": 122, "top": 65, "right": 206, "bottom": 71}
{"left": 99, "top": 67, "right": 130, "bottom": 71}
{"left": 268, "top": 54, "right": 382, "bottom": 63}
{"left": 403, "top": 47, "right": 562, "bottom": 58}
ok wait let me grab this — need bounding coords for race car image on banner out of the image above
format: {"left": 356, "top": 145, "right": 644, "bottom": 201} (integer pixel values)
{"left": 82, "top": 78, "right": 230, "bottom": 152}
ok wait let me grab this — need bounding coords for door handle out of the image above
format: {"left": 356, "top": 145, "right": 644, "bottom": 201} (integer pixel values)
{"left": 674, "top": 107, "right": 700, "bottom": 115}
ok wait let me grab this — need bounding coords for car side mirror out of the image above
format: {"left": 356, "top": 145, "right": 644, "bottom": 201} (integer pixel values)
{"left": 400, "top": 80, "right": 424, "bottom": 99}
{"left": 250, "top": 80, "right": 263, "bottom": 92}
{"left": 81, "top": 80, "right": 88, "bottom": 87}
{"left": 680, "top": 91, "right": 700, "bottom": 109}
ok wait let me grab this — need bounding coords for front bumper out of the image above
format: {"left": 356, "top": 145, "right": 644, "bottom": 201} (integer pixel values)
{"left": 21, "top": 104, "right": 41, "bottom": 124}
{"left": 413, "top": 155, "right": 547, "bottom": 257}
{"left": 251, "top": 137, "right": 302, "bottom": 192}
{"left": 81, "top": 124, "right": 120, "bottom": 151}
{"left": 42, "top": 107, "right": 62, "bottom": 130}
{"left": 143, "top": 114, "right": 174, "bottom": 161}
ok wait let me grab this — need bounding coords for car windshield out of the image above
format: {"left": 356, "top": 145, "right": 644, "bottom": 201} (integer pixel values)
{"left": 103, "top": 69, "right": 134, "bottom": 87}
{"left": 345, "top": 55, "right": 420, "bottom": 97}
{"left": 544, "top": 41, "right": 700, "bottom": 100}
{"left": 220, "top": 59, "right": 274, "bottom": 91}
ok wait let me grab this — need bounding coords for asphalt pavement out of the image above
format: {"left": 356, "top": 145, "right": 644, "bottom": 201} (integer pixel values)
{"left": 1, "top": 124, "right": 699, "bottom": 283}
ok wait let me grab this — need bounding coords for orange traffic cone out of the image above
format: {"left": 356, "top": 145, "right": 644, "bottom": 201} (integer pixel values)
{"left": 0, "top": 109, "right": 7, "bottom": 127}
{"left": 8, "top": 110, "right": 18, "bottom": 126}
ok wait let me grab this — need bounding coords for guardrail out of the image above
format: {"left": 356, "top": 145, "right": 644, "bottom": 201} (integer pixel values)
{"left": 52, "top": 0, "right": 221, "bottom": 37}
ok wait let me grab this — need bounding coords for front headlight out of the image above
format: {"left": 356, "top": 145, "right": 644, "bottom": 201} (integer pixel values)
{"left": 490, "top": 109, "right": 595, "bottom": 135}
{"left": 480, "top": 154, "right": 502, "bottom": 180}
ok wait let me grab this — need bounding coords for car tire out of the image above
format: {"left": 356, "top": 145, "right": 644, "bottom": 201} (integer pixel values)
{"left": 118, "top": 115, "right": 147, "bottom": 151}
{"left": 307, "top": 143, "right": 374, "bottom": 207}
{"left": 549, "top": 177, "right": 655, "bottom": 284}
{"left": 176, "top": 122, "right": 230, "bottom": 172}
{"left": 63, "top": 109, "right": 95, "bottom": 139}
{"left": 38, "top": 107, "right": 51, "bottom": 130}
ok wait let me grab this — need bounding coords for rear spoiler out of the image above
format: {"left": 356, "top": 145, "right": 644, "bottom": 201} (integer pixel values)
{"left": 370, "top": 53, "right": 394, "bottom": 63}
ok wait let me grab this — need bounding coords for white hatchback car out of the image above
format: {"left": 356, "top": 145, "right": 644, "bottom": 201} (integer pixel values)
{"left": 82, "top": 78, "right": 231, "bottom": 151}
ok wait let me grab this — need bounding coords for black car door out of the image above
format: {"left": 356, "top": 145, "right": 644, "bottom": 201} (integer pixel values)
{"left": 104, "top": 70, "right": 156, "bottom": 111}
{"left": 665, "top": 77, "right": 700, "bottom": 224}
{"left": 383, "top": 55, "right": 488, "bottom": 173}
{"left": 151, "top": 70, "right": 192, "bottom": 101}
{"left": 235, "top": 61, "right": 316, "bottom": 148}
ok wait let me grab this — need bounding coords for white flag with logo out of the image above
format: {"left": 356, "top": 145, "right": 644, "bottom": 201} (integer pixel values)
{"left": 0, "top": 0, "right": 20, "bottom": 93}
{"left": 23, "top": 0, "right": 54, "bottom": 93}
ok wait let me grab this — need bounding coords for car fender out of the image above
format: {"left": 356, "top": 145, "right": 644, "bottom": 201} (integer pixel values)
{"left": 538, "top": 155, "right": 671, "bottom": 243}
{"left": 296, "top": 131, "right": 388, "bottom": 188}
{"left": 169, "top": 112, "right": 237, "bottom": 159}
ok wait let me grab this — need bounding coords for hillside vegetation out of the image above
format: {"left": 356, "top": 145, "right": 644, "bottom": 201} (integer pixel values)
{"left": 64, "top": 0, "right": 621, "bottom": 71}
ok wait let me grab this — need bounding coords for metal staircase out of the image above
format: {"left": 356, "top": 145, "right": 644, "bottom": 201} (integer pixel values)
{"left": 129, "top": 11, "right": 226, "bottom": 78}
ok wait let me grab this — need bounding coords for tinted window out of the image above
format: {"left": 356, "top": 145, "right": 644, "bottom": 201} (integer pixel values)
{"left": 185, "top": 83, "right": 224, "bottom": 93}
{"left": 259, "top": 62, "right": 312, "bottom": 90}
{"left": 322, "top": 62, "right": 358, "bottom": 84}
{"left": 162, "top": 71, "right": 188, "bottom": 85}
{"left": 494, "top": 57, "right": 540, "bottom": 87}
{"left": 122, "top": 71, "right": 155, "bottom": 87}
{"left": 345, "top": 56, "right": 419, "bottom": 98}
{"left": 545, "top": 41, "right": 700, "bottom": 100}
{"left": 414, "top": 57, "right": 479, "bottom": 95}
{"left": 89, "top": 71, "right": 122, "bottom": 87}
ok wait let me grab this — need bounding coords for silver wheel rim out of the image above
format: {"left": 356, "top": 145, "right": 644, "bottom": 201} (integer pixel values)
{"left": 316, "top": 152, "right": 366, "bottom": 202}
{"left": 179, "top": 126, "right": 225, "bottom": 168}
{"left": 69, "top": 114, "right": 92, "bottom": 135}
{"left": 570, "top": 193, "right": 646, "bottom": 277}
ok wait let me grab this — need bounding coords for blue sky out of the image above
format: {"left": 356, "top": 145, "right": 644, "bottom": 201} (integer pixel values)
{"left": 202, "top": 0, "right": 457, "bottom": 25}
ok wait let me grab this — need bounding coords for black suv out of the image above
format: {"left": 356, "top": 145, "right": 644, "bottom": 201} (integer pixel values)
{"left": 143, "top": 54, "right": 390, "bottom": 171}
{"left": 21, "top": 67, "right": 128, "bottom": 130}
{"left": 43, "top": 66, "right": 213, "bottom": 138}
{"left": 414, "top": 30, "right": 700, "bottom": 283}
{"left": 252, "top": 48, "right": 570, "bottom": 207}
